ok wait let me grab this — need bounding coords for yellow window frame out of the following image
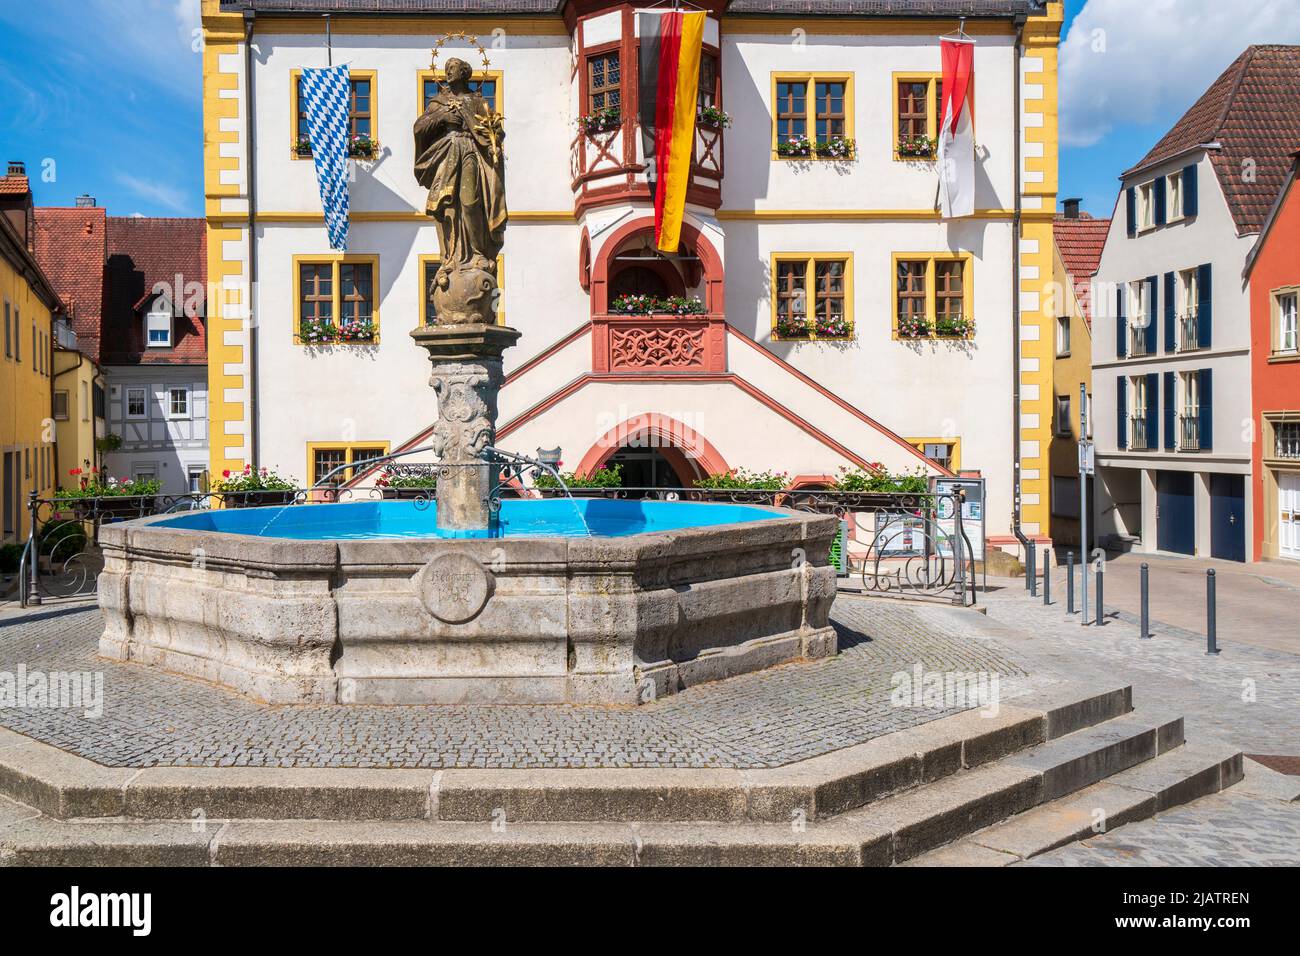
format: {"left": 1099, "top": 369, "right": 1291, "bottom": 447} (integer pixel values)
{"left": 770, "top": 72, "right": 855, "bottom": 160}
{"left": 769, "top": 252, "right": 855, "bottom": 340}
{"left": 290, "top": 68, "right": 379, "bottom": 161}
{"left": 292, "top": 253, "right": 381, "bottom": 344}
{"left": 891, "top": 72, "right": 974, "bottom": 162}
{"left": 891, "top": 252, "right": 975, "bottom": 340}
{"left": 306, "top": 441, "right": 392, "bottom": 486}
{"left": 906, "top": 437, "right": 962, "bottom": 473}
{"left": 418, "top": 253, "right": 506, "bottom": 326}
{"left": 416, "top": 69, "right": 504, "bottom": 117}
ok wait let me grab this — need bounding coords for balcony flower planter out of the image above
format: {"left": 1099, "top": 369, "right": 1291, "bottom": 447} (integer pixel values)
{"left": 213, "top": 465, "right": 298, "bottom": 508}
{"left": 897, "top": 136, "right": 937, "bottom": 159}
{"left": 69, "top": 496, "right": 159, "bottom": 520}
{"left": 697, "top": 106, "right": 732, "bottom": 130}
{"left": 378, "top": 487, "right": 435, "bottom": 500}
{"left": 578, "top": 108, "right": 621, "bottom": 136}
{"left": 935, "top": 317, "right": 975, "bottom": 339}
{"left": 609, "top": 294, "right": 706, "bottom": 316}
{"left": 299, "top": 318, "right": 377, "bottom": 345}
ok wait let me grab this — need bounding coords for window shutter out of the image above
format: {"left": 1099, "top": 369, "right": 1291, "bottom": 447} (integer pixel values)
{"left": 1154, "top": 176, "right": 1167, "bottom": 225}
{"left": 1183, "top": 163, "right": 1199, "bottom": 217}
{"left": 1145, "top": 275, "right": 1158, "bottom": 355}
{"left": 1116, "top": 375, "right": 1127, "bottom": 450}
{"left": 1163, "top": 371, "right": 1176, "bottom": 450}
{"left": 1126, "top": 187, "right": 1137, "bottom": 237}
{"left": 1163, "top": 271, "right": 1176, "bottom": 352}
{"left": 1197, "top": 263, "right": 1212, "bottom": 348}
{"left": 1146, "top": 372, "right": 1160, "bottom": 450}
{"left": 1116, "top": 285, "right": 1127, "bottom": 358}
{"left": 1199, "top": 368, "right": 1212, "bottom": 450}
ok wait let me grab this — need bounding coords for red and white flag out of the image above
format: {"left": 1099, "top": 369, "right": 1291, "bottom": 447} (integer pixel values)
{"left": 938, "top": 39, "right": 975, "bottom": 219}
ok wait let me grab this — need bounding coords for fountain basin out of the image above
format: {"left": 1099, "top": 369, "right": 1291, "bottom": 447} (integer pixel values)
{"left": 98, "top": 500, "right": 838, "bottom": 705}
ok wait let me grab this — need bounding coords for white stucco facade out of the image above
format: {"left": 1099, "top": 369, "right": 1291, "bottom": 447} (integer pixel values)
{"left": 1092, "top": 151, "right": 1254, "bottom": 560}
{"left": 202, "top": 2, "right": 1063, "bottom": 542}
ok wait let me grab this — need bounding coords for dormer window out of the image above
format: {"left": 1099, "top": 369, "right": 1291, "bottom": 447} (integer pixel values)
{"left": 146, "top": 307, "right": 172, "bottom": 348}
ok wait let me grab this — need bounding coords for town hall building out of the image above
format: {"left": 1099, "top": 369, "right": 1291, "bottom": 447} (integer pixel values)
{"left": 200, "top": 0, "right": 1063, "bottom": 545}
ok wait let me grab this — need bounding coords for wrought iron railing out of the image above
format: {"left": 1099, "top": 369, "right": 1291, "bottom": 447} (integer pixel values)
{"left": 1178, "top": 313, "right": 1201, "bottom": 352}
{"left": 17, "top": 484, "right": 975, "bottom": 608}
{"left": 1180, "top": 414, "right": 1201, "bottom": 451}
{"left": 1129, "top": 416, "right": 1151, "bottom": 451}
{"left": 1129, "top": 327, "right": 1150, "bottom": 357}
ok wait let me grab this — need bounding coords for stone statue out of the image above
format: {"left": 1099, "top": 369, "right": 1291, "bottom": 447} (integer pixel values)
{"left": 414, "top": 57, "right": 507, "bottom": 325}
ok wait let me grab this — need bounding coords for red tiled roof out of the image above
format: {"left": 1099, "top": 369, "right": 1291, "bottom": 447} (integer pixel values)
{"left": 1126, "top": 45, "right": 1300, "bottom": 236}
{"left": 103, "top": 217, "right": 207, "bottom": 365}
{"left": 1053, "top": 213, "right": 1110, "bottom": 325}
{"left": 33, "top": 207, "right": 108, "bottom": 363}
{"left": 0, "top": 175, "right": 30, "bottom": 195}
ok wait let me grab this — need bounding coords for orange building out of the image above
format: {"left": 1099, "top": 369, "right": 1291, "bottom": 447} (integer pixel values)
{"left": 1245, "top": 149, "right": 1300, "bottom": 562}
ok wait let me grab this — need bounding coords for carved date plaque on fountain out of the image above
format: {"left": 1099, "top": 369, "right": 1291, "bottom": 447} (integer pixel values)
{"left": 416, "top": 551, "right": 494, "bottom": 624}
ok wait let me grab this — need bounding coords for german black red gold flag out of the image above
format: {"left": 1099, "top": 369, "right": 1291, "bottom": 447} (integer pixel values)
{"left": 637, "top": 9, "right": 705, "bottom": 253}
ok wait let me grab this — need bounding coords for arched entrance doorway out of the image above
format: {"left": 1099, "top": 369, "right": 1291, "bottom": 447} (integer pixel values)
{"left": 576, "top": 413, "right": 729, "bottom": 494}
{"left": 606, "top": 444, "right": 702, "bottom": 489}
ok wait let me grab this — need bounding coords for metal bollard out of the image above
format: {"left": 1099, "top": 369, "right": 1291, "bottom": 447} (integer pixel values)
{"left": 1206, "top": 569, "right": 1220, "bottom": 655}
{"left": 1042, "top": 547, "right": 1051, "bottom": 605}
{"left": 1067, "top": 550, "right": 1075, "bottom": 614}
{"left": 1094, "top": 558, "right": 1105, "bottom": 626}
{"left": 1028, "top": 542, "right": 1037, "bottom": 597}
{"left": 1140, "top": 563, "right": 1150, "bottom": 638}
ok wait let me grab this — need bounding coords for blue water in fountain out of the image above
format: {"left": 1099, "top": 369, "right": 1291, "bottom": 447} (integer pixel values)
{"left": 152, "top": 498, "right": 782, "bottom": 540}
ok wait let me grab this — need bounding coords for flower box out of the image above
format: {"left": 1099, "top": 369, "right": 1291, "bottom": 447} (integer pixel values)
{"left": 697, "top": 106, "right": 732, "bottom": 130}
{"left": 935, "top": 317, "right": 975, "bottom": 339}
{"left": 815, "top": 136, "right": 856, "bottom": 160}
{"left": 578, "top": 108, "right": 621, "bottom": 135}
{"left": 299, "top": 318, "right": 377, "bottom": 345}
{"left": 293, "top": 135, "right": 381, "bottom": 159}
{"left": 609, "top": 294, "right": 706, "bottom": 316}
{"left": 897, "top": 136, "right": 937, "bottom": 159}
{"left": 897, "top": 318, "right": 932, "bottom": 339}
{"left": 776, "top": 136, "right": 813, "bottom": 158}
{"left": 379, "top": 487, "right": 435, "bottom": 500}
{"left": 220, "top": 490, "right": 298, "bottom": 509}
{"left": 71, "top": 496, "right": 159, "bottom": 520}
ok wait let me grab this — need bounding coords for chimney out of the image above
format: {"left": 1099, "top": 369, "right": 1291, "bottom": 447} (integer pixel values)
{"left": 1062, "top": 198, "right": 1082, "bottom": 219}
{"left": 0, "top": 160, "right": 34, "bottom": 250}
{"left": 75, "top": 194, "right": 97, "bottom": 208}
{"left": 6, "top": 161, "right": 25, "bottom": 177}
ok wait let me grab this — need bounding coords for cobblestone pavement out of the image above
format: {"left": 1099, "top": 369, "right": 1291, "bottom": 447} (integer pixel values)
{"left": 978, "top": 580, "right": 1300, "bottom": 757}
{"left": 1042, "top": 552, "right": 1300, "bottom": 656}
{"left": 0, "top": 599, "right": 1031, "bottom": 770}
{"left": 1027, "top": 779, "right": 1300, "bottom": 866}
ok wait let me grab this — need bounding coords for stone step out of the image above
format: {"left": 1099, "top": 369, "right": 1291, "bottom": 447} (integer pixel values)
{"left": 0, "top": 683, "right": 1134, "bottom": 824}
{"left": 904, "top": 741, "right": 1244, "bottom": 866}
{"left": 835, "top": 706, "right": 1186, "bottom": 863}
{"left": 1, "top": 706, "right": 1221, "bottom": 867}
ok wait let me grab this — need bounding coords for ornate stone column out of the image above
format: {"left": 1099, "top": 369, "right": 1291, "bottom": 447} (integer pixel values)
{"left": 411, "top": 322, "right": 521, "bottom": 533}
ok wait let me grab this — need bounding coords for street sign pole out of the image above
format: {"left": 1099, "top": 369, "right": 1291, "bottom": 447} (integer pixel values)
{"left": 1079, "top": 382, "right": 1090, "bottom": 627}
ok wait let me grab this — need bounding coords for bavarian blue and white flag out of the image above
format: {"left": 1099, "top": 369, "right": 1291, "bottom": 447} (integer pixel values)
{"left": 300, "top": 64, "right": 351, "bottom": 250}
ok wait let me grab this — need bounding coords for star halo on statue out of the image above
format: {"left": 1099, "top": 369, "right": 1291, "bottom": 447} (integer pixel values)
{"left": 429, "top": 31, "right": 494, "bottom": 83}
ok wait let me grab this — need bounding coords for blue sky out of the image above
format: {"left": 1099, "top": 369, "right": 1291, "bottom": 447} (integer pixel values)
{"left": 3, "top": 1, "right": 1300, "bottom": 218}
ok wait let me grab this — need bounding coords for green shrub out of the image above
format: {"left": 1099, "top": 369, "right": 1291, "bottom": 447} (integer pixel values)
{"left": 831, "top": 466, "right": 930, "bottom": 494}
{"left": 694, "top": 468, "right": 789, "bottom": 491}
{"left": 534, "top": 464, "right": 623, "bottom": 489}
{"left": 0, "top": 543, "right": 24, "bottom": 574}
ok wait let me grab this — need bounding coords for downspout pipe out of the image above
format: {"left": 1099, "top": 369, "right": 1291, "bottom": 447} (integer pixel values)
{"left": 1011, "top": 12, "right": 1030, "bottom": 556}
{"left": 244, "top": 12, "right": 260, "bottom": 468}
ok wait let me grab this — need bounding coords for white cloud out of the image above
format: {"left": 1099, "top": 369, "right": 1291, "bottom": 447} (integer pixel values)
{"left": 1061, "top": 0, "right": 1300, "bottom": 147}
{"left": 116, "top": 173, "right": 189, "bottom": 212}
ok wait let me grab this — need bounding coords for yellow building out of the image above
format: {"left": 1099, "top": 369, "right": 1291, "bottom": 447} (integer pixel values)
{"left": 1, "top": 165, "right": 60, "bottom": 543}
{"left": 51, "top": 323, "right": 106, "bottom": 482}
{"left": 1048, "top": 204, "right": 1107, "bottom": 550}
